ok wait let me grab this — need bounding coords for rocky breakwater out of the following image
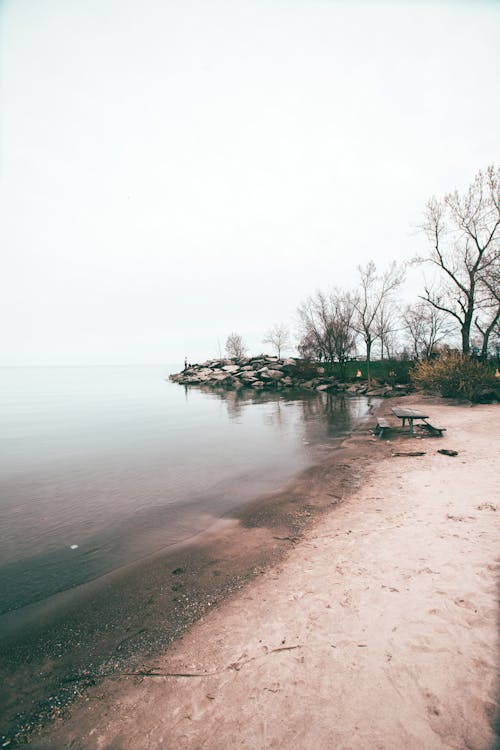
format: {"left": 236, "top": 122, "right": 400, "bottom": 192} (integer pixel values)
{"left": 169, "top": 357, "right": 410, "bottom": 397}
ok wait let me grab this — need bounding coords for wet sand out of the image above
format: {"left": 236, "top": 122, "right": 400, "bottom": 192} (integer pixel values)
{"left": 1, "top": 406, "right": 376, "bottom": 747}
{"left": 25, "top": 398, "right": 500, "bottom": 750}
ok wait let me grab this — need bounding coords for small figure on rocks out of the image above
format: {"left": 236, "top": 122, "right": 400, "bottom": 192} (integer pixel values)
{"left": 184, "top": 357, "right": 188, "bottom": 370}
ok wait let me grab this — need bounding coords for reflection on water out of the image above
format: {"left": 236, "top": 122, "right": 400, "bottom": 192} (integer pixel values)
{"left": 0, "top": 366, "right": 375, "bottom": 619}
{"left": 199, "top": 383, "right": 373, "bottom": 441}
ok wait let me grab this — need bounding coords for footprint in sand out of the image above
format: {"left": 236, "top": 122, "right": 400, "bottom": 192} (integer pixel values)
{"left": 409, "top": 635, "right": 439, "bottom": 654}
{"left": 475, "top": 502, "right": 497, "bottom": 511}
{"left": 421, "top": 689, "right": 442, "bottom": 719}
{"left": 340, "top": 589, "right": 353, "bottom": 608}
{"left": 446, "top": 514, "right": 477, "bottom": 522}
{"left": 453, "top": 596, "right": 478, "bottom": 612}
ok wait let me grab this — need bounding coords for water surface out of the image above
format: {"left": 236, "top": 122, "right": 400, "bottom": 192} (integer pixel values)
{"left": 0, "top": 365, "right": 372, "bottom": 620}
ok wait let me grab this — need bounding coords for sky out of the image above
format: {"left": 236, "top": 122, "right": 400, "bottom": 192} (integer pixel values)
{"left": 1, "top": 0, "right": 499, "bottom": 366}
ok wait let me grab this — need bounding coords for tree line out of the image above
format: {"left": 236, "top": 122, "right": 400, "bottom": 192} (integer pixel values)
{"left": 225, "top": 165, "right": 500, "bottom": 377}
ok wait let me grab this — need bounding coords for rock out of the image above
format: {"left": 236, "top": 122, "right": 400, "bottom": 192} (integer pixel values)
{"left": 169, "top": 357, "right": 403, "bottom": 396}
{"left": 437, "top": 449, "right": 458, "bottom": 457}
{"left": 213, "top": 372, "right": 232, "bottom": 382}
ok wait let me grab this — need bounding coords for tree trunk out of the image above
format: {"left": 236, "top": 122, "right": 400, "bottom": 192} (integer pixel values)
{"left": 479, "top": 310, "right": 500, "bottom": 361}
{"left": 480, "top": 337, "right": 488, "bottom": 361}
{"left": 366, "top": 339, "right": 372, "bottom": 387}
{"left": 461, "top": 318, "right": 472, "bottom": 355}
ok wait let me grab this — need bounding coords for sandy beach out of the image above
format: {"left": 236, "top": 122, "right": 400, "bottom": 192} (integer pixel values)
{"left": 24, "top": 400, "right": 500, "bottom": 749}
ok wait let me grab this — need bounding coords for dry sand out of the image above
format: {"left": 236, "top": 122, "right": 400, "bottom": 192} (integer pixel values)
{"left": 31, "top": 401, "right": 499, "bottom": 750}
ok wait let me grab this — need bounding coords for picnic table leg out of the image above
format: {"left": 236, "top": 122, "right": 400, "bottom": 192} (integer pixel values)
{"left": 409, "top": 418, "right": 414, "bottom": 436}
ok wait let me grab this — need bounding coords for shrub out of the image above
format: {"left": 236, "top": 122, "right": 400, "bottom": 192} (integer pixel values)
{"left": 293, "top": 359, "right": 321, "bottom": 380}
{"left": 410, "top": 353, "right": 499, "bottom": 402}
{"left": 322, "top": 359, "right": 412, "bottom": 383}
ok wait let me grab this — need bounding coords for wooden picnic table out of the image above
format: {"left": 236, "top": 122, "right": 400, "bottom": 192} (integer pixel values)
{"left": 391, "top": 407, "right": 429, "bottom": 436}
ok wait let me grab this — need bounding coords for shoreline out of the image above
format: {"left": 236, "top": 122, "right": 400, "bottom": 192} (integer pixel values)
{"left": 26, "top": 397, "right": 500, "bottom": 750}
{"left": 1, "top": 402, "right": 382, "bottom": 747}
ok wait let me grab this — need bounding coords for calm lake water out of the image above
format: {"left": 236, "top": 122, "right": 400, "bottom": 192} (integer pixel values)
{"left": 0, "top": 365, "right": 373, "bottom": 622}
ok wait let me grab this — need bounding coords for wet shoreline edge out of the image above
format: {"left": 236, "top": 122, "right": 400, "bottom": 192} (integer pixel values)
{"left": 1, "top": 407, "right": 384, "bottom": 747}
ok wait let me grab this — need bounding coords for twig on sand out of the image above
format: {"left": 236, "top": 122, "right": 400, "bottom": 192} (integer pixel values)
{"left": 392, "top": 451, "right": 426, "bottom": 457}
{"left": 120, "top": 645, "right": 303, "bottom": 679}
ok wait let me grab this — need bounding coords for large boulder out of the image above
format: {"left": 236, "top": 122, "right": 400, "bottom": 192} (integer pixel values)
{"left": 212, "top": 372, "right": 232, "bottom": 382}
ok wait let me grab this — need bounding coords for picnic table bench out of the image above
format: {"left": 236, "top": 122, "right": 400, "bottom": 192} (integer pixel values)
{"left": 420, "top": 420, "right": 447, "bottom": 437}
{"left": 375, "top": 417, "right": 391, "bottom": 438}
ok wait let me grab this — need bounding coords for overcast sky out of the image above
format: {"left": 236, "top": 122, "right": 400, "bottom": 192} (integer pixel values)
{"left": 1, "top": 0, "right": 499, "bottom": 366}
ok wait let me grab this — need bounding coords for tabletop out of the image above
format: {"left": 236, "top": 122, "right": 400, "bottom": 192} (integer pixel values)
{"left": 391, "top": 407, "right": 429, "bottom": 419}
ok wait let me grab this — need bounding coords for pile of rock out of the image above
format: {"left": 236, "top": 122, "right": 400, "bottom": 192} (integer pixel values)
{"left": 169, "top": 357, "right": 410, "bottom": 397}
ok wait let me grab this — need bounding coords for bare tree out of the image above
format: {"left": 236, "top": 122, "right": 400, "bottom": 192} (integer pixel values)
{"left": 374, "top": 302, "right": 399, "bottom": 360}
{"left": 417, "top": 165, "right": 500, "bottom": 355}
{"left": 297, "top": 289, "right": 357, "bottom": 373}
{"left": 330, "top": 291, "right": 357, "bottom": 374}
{"left": 297, "top": 291, "right": 333, "bottom": 362}
{"left": 402, "top": 301, "right": 453, "bottom": 360}
{"left": 225, "top": 332, "right": 247, "bottom": 359}
{"left": 263, "top": 323, "right": 291, "bottom": 359}
{"left": 353, "top": 261, "right": 405, "bottom": 384}
{"left": 297, "top": 328, "right": 319, "bottom": 360}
